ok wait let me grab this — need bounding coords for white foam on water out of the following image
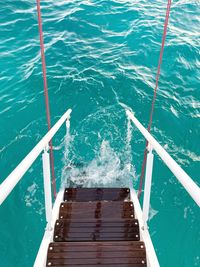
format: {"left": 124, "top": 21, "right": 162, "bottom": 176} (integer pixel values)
{"left": 61, "top": 126, "right": 74, "bottom": 179}
{"left": 61, "top": 110, "right": 136, "bottom": 188}
{"left": 62, "top": 140, "right": 131, "bottom": 187}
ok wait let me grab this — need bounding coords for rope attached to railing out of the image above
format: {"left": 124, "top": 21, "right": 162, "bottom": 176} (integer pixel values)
{"left": 36, "top": 0, "right": 57, "bottom": 199}
{"left": 138, "top": 0, "right": 172, "bottom": 199}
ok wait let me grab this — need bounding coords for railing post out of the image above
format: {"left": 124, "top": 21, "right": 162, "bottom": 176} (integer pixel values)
{"left": 142, "top": 144, "right": 154, "bottom": 227}
{"left": 66, "top": 117, "right": 70, "bottom": 133}
{"left": 42, "top": 146, "right": 52, "bottom": 230}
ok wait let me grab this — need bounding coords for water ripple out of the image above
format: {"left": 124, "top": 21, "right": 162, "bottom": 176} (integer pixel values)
{"left": 0, "top": 0, "right": 199, "bottom": 266}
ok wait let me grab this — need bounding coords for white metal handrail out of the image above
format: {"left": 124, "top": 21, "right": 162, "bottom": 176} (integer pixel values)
{"left": 126, "top": 109, "right": 200, "bottom": 208}
{"left": 0, "top": 108, "right": 72, "bottom": 206}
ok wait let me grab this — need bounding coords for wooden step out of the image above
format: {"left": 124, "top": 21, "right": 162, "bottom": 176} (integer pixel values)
{"left": 64, "top": 188, "right": 130, "bottom": 202}
{"left": 47, "top": 241, "right": 147, "bottom": 266}
{"left": 59, "top": 201, "right": 134, "bottom": 220}
{"left": 54, "top": 218, "right": 140, "bottom": 242}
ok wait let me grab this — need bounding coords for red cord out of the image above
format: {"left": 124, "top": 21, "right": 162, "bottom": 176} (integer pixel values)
{"left": 36, "top": 0, "right": 57, "bottom": 199}
{"left": 138, "top": 0, "right": 172, "bottom": 199}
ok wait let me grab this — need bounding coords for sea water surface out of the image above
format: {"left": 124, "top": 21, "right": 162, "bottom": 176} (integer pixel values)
{"left": 0, "top": 0, "right": 200, "bottom": 266}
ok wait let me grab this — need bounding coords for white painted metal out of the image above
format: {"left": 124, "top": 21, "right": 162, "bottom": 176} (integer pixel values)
{"left": 142, "top": 146, "right": 154, "bottom": 225}
{"left": 0, "top": 108, "right": 72, "bottom": 205}
{"left": 34, "top": 189, "right": 64, "bottom": 267}
{"left": 126, "top": 109, "right": 200, "bottom": 207}
{"left": 129, "top": 186, "right": 160, "bottom": 267}
{"left": 42, "top": 148, "right": 52, "bottom": 230}
{"left": 66, "top": 118, "right": 70, "bottom": 130}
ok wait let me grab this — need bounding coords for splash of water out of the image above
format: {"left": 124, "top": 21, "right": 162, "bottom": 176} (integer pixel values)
{"left": 126, "top": 116, "right": 132, "bottom": 171}
{"left": 62, "top": 140, "right": 130, "bottom": 187}
{"left": 61, "top": 111, "right": 136, "bottom": 188}
{"left": 61, "top": 124, "right": 74, "bottom": 182}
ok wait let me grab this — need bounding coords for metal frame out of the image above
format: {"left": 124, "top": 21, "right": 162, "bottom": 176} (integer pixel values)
{"left": 42, "top": 147, "right": 53, "bottom": 230}
{"left": 33, "top": 189, "right": 64, "bottom": 267}
{"left": 0, "top": 108, "right": 72, "bottom": 206}
{"left": 0, "top": 108, "right": 72, "bottom": 266}
{"left": 142, "top": 144, "right": 154, "bottom": 227}
{"left": 126, "top": 110, "right": 200, "bottom": 265}
{"left": 129, "top": 186, "right": 160, "bottom": 267}
{"left": 126, "top": 109, "right": 200, "bottom": 267}
{"left": 126, "top": 109, "right": 200, "bottom": 208}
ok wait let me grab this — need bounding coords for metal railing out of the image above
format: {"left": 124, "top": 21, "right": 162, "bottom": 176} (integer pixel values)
{"left": 126, "top": 110, "right": 200, "bottom": 225}
{"left": 0, "top": 108, "right": 72, "bottom": 226}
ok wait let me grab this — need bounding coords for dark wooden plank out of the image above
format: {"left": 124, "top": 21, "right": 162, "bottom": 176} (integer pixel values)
{"left": 60, "top": 201, "right": 133, "bottom": 209}
{"left": 54, "top": 218, "right": 138, "bottom": 224}
{"left": 54, "top": 235, "right": 140, "bottom": 242}
{"left": 47, "top": 241, "right": 146, "bottom": 265}
{"left": 48, "top": 250, "right": 146, "bottom": 258}
{"left": 54, "top": 218, "right": 140, "bottom": 242}
{"left": 59, "top": 211, "right": 134, "bottom": 219}
{"left": 47, "top": 257, "right": 146, "bottom": 265}
{"left": 56, "top": 218, "right": 139, "bottom": 227}
{"left": 55, "top": 227, "right": 139, "bottom": 234}
{"left": 49, "top": 245, "right": 145, "bottom": 253}
{"left": 49, "top": 241, "right": 145, "bottom": 250}
{"left": 54, "top": 219, "right": 139, "bottom": 232}
{"left": 59, "top": 201, "right": 134, "bottom": 220}
{"left": 47, "top": 265, "right": 146, "bottom": 267}
{"left": 47, "top": 242, "right": 146, "bottom": 266}
{"left": 64, "top": 188, "right": 130, "bottom": 202}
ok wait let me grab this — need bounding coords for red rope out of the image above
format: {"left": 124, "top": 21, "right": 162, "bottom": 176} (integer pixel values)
{"left": 138, "top": 0, "right": 172, "bottom": 199}
{"left": 36, "top": 0, "right": 57, "bottom": 199}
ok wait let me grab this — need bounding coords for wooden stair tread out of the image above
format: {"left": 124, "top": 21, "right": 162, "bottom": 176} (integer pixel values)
{"left": 54, "top": 218, "right": 139, "bottom": 227}
{"left": 64, "top": 188, "right": 130, "bottom": 202}
{"left": 48, "top": 240, "right": 145, "bottom": 249}
{"left": 47, "top": 241, "right": 146, "bottom": 266}
{"left": 59, "top": 201, "right": 134, "bottom": 220}
{"left": 54, "top": 218, "right": 140, "bottom": 242}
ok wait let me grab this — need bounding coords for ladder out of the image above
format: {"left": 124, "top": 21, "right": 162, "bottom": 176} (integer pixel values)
{"left": 46, "top": 188, "right": 147, "bottom": 267}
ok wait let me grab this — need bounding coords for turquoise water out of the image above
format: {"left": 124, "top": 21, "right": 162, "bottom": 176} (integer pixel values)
{"left": 0, "top": 0, "right": 200, "bottom": 266}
